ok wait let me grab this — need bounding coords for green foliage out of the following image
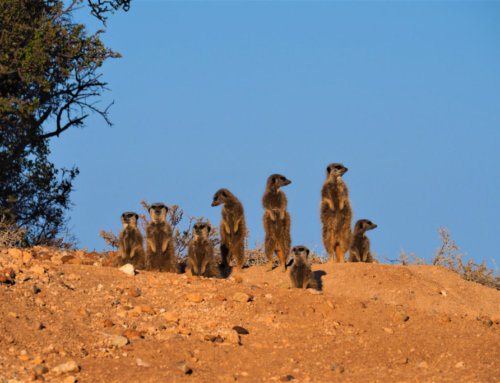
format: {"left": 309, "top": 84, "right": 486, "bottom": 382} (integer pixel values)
{"left": 0, "top": 0, "right": 125, "bottom": 245}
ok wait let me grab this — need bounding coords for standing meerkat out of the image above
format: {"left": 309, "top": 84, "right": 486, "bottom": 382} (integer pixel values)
{"left": 211, "top": 189, "right": 246, "bottom": 271}
{"left": 290, "top": 245, "right": 317, "bottom": 290}
{"left": 348, "top": 219, "right": 377, "bottom": 263}
{"left": 145, "top": 203, "right": 178, "bottom": 273}
{"left": 262, "top": 174, "right": 292, "bottom": 272}
{"left": 186, "top": 222, "right": 219, "bottom": 278}
{"left": 116, "top": 212, "right": 145, "bottom": 269}
{"left": 320, "top": 163, "right": 352, "bottom": 263}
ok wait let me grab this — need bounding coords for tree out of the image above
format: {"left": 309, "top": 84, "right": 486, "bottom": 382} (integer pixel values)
{"left": 0, "top": 0, "right": 129, "bottom": 245}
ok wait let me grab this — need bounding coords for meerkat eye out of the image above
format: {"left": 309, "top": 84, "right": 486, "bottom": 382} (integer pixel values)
{"left": 335, "top": 165, "right": 342, "bottom": 170}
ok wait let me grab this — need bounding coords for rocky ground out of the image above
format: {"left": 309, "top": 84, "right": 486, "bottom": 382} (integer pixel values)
{"left": 0, "top": 247, "right": 499, "bottom": 383}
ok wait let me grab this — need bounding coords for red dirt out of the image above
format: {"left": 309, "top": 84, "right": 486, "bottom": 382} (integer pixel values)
{"left": 0, "top": 247, "right": 499, "bottom": 382}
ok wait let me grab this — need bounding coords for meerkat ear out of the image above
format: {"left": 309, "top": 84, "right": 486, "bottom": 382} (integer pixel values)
{"left": 327, "top": 166, "right": 331, "bottom": 174}
{"left": 207, "top": 225, "right": 211, "bottom": 233}
{"left": 134, "top": 213, "right": 139, "bottom": 220}
{"left": 164, "top": 205, "right": 169, "bottom": 213}
{"left": 306, "top": 248, "right": 310, "bottom": 256}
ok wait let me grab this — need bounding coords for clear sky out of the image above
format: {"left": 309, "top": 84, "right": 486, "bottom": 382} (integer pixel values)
{"left": 50, "top": 1, "right": 500, "bottom": 267}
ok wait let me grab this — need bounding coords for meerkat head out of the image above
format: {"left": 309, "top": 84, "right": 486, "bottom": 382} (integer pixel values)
{"left": 193, "top": 222, "right": 211, "bottom": 239}
{"left": 354, "top": 219, "right": 377, "bottom": 233}
{"left": 267, "top": 174, "right": 292, "bottom": 190}
{"left": 211, "top": 188, "right": 232, "bottom": 207}
{"left": 149, "top": 203, "right": 168, "bottom": 223}
{"left": 121, "top": 212, "right": 139, "bottom": 228}
{"left": 326, "top": 163, "right": 348, "bottom": 179}
{"left": 292, "top": 245, "right": 310, "bottom": 262}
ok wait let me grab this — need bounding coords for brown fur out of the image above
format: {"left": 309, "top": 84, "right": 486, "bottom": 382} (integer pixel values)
{"left": 145, "top": 203, "right": 178, "bottom": 273}
{"left": 262, "top": 174, "right": 292, "bottom": 271}
{"left": 116, "top": 212, "right": 145, "bottom": 269}
{"left": 211, "top": 189, "right": 246, "bottom": 271}
{"left": 186, "top": 222, "right": 219, "bottom": 278}
{"left": 348, "top": 219, "right": 377, "bottom": 263}
{"left": 320, "top": 163, "right": 352, "bottom": 263}
{"left": 290, "top": 246, "right": 317, "bottom": 289}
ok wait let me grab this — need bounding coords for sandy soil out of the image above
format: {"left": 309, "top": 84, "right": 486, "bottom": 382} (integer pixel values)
{"left": 0, "top": 247, "right": 499, "bottom": 383}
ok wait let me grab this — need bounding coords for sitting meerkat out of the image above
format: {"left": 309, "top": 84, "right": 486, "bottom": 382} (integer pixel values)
{"left": 116, "top": 212, "right": 145, "bottom": 269}
{"left": 145, "top": 203, "right": 178, "bottom": 273}
{"left": 289, "top": 245, "right": 317, "bottom": 290}
{"left": 262, "top": 174, "right": 292, "bottom": 272}
{"left": 186, "top": 221, "right": 219, "bottom": 278}
{"left": 348, "top": 219, "right": 377, "bottom": 263}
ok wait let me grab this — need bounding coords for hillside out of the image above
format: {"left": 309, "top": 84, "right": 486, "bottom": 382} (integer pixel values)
{"left": 0, "top": 248, "right": 499, "bottom": 382}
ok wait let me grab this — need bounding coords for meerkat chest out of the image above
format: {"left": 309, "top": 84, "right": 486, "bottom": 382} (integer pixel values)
{"left": 148, "top": 222, "right": 171, "bottom": 237}
{"left": 353, "top": 234, "right": 369, "bottom": 251}
{"left": 264, "top": 190, "right": 287, "bottom": 211}
{"left": 324, "top": 181, "right": 348, "bottom": 209}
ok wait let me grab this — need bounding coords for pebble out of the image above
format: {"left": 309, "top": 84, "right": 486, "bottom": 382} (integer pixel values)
{"left": 393, "top": 311, "right": 409, "bottom": 322}
{"left": 441, "top": 314, "right": 452, "bottom": 323}
{"left": 126, "top": 286, "right": 141, "bottom": 297}
{"left": 383, "top": 327, "right": 394, "bottom": 334}
{"left": 330, "top": 363, "right": 344, "bottom": 373}
{"left": 32, "top": 364, "right": 49, "bottom": 375}
{"left": 29, "top": 265, "right": 46, "bottom": 275}
{"left": 102, "top": 319, "right": 114, "bottom": 328}
{"left": 175, "top": 362, "right": 192, "bottom": 374}
{"left": 227, "top": 331, "right": 241, "bottom": 345}
{"left": 232, "top": 326, "right": 249, "bottom": 335}
{"left": 417, "top": 361, "right": 429, "bottom": 369}
{"left": 123, "top": 329, "right": 143, "bottom": 339}
{"left": 455, "top": 361, "right": 465, "bottom": 368}
{"left": 119, "top": 264, "right": 135, "bottom": 276}
{"left": 280, "top": 374, "right": 294, "bottom": 381}
{"left": 186, "top": 293, "right": 203, "bottom": 303}
{"left": 232, "top": 292, "right": 252, "bottom": 303}
{"left": 63, "top": 376, "right": 77, "bottom": 383}
{"left": 52, "top": 360, "right": 80, "bottom": 375}
{"left": 163, "top": 312, "right": 179, "bottom": 322}
{"left": 112, "top": 336, "right": 129, "bottom": 348}
{"left": 137, "top": 358, "right": 151, "bottom": 367}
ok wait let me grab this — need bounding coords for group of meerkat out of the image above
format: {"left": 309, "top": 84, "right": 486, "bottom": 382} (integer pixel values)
{"left": 115, "top": 163, "right": 377, "bottom": 290}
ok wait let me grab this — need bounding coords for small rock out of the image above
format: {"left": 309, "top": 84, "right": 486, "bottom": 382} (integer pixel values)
{"left": 455, "top": 361, "right": 465, "bottom": 368}
{"left": 32, "top": 284, "right": 41, "bottom": 294}
{"left": 441, "top": 314, "right": 451, "bottom": 323}
{"left": 32, "top": 364, "right": 49, "bottom": 375}
{"left": 233, "top": 275, "right": 243, "bottom": 283}
{"left": 232, "top": 326, "right": 249, "bottom": 335}
{"left": 330, "top": 363, "right": 344, "bottom": 373}
{"left": 175, "top": 362, "right": 192, "bottom": 374}
{"left": 77, "top": 308, "right": 90, "bottom": 317}
{"left": 119, "top": 264, "right": 135, "bottom": 276}
{"left": 163, "top": 312, "right": 179, "bottom": 322}
{"left": 63, "top": 376, "right": 77, "bottom": 383}
{"left": 112, "top": 336, "right": 129, "bottom": 348}
{"left": 383, "top": 327, "right": 394, "bottom": 334}
{"left": 215, "top": 294, "right": 226, "bottom": 301}
{"left": 280, "top": 375, "right": 294, "bottom": 381}
{"left": 126, "top": 286, "right": 141, "bottom": 297}
{"left": 123, "top": 329, "right": 144, "bottom": 339}
{"left": 440, "top": 290, "right": 447, "bottom": 297}
{"left": 203, "top": 334, "right": 223, "bottom": 343}
{"left": 477, "top": 315, "right": 493, "bottom": 327}
{"left": 393, "top": 311, "right": 409, "bottom": 322}
{"left": 186, "top": 293, "right": 203, "bottom": 303}
{"left": 232, "top": 292, "right": 252, "bottom": 303}
{"left": 30, "top": 265, "right": 46, "bottom": 275}
{"left": 137, "top": 305, "right": 155, "bottom": 315}
{"left": 52, "top": 360, "right": 80, "bottom": 375}
{"left": 136, "top": 358, "right": 151, "bottom": 367}
{"left": 417, "top": 361, "right": 429, "bottom": 369}
{"left": 400, "top": 357, "right": 409, "bottom": 364}
{"left": 61, "top": 255, "right": 75, "bottom": 264}
{"left": 102, "top": 319, "right": 114, "bottom": 328}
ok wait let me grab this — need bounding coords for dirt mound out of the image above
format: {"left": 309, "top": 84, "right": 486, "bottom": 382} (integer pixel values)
{"left": 0, "top": 248, "right": 499, "bottom": 382}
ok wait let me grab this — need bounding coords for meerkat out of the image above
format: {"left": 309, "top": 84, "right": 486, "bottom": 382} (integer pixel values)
{"left": 290, "top": 245, "right": 317, "bottom": 290}
{"left": 211, "top": 189, "right": 246, "bottom": 271}
{"left": 145, "top": 203, "right": 178, "bottom": 273}
{"left": 320, "top": 163, "right": 352, "bottom": 263}
{"left": 348, "top": 219, "right": 377, "bottom": 263}
{"left": 116, "top": 212, "right": 145, "bottom": 269}
{"left": 262, "top": 174, "right": 292, "bottom": 272}
{"left": 186, "top": 222, "right": 219, "bottom": 278}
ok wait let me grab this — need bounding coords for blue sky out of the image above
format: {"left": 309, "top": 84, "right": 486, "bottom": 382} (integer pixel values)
{"left": 51, "top": 1, "right": 500, "bottom": 267}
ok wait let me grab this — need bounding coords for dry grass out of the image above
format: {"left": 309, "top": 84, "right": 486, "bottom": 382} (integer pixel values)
{"left": 399, "top": 227, "right": 500, "bottom": 290}
{"left": 0, "top": 216, "right": 25, "bottom": 249}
